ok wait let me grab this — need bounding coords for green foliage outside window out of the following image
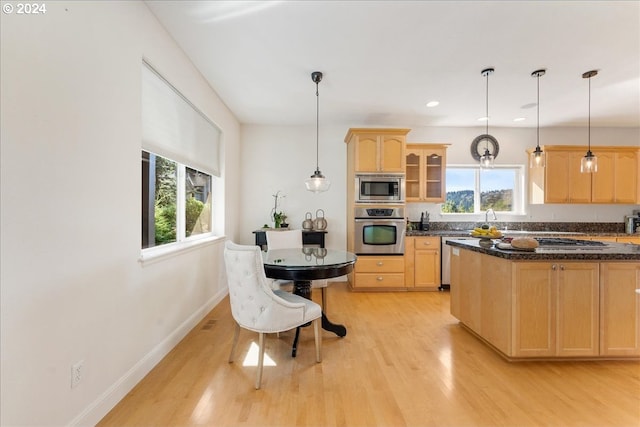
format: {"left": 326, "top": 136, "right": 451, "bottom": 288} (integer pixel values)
{"left": 185, "top": 196, "right": 205, "bottom": 237}
{"left": 154, "top": 157, "right": 177, "bottom": 245}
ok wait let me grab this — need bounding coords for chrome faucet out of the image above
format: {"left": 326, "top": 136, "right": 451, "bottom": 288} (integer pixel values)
{"left": 485, "top": 208, "right": 497, "bottom": 223}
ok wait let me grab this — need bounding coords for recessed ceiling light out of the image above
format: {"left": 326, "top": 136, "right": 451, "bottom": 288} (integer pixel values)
{"left": 513, "top": 117, "right": 526, "bottom": 122}
{"left": 426, "top": 101, "right": 439, "bottom": 108}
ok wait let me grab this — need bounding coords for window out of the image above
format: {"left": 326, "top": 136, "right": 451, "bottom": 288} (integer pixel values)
{"left": 142, "top": 152, "right": 213, "bottom": 249}
{"left": 141, "top": 60, "right": 221, "bottom": 253}
{"left": 441, "top": 166, "right": 524, "bottom": 214}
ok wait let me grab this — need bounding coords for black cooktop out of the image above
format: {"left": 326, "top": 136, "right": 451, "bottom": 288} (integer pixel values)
{"left": 535, "top": 238, "right": 606, "bottom": 247}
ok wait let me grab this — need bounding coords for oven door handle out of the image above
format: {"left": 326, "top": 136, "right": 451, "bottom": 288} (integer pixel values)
{"left": 354, "top": 218, "right": 405, "bottom": 222}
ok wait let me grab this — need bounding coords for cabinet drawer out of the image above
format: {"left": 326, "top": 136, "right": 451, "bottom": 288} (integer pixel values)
{"left": 354, "top": 273, "right": 406, "bottom": 288}
{"left": 413, "top": 236, "right": 441, "bottom": 249}
{"left": 355, "top": 257, "right": 405, "bottom": 273}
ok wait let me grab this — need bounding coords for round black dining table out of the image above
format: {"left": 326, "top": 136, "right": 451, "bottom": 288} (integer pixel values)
{"left": 262, "top": 248, "right": 357, "bottom": 356}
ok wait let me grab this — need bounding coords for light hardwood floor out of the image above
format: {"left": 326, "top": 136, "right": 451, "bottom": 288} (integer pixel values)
{"left": 98, "top": 283, "right": 640, "bottom": 427}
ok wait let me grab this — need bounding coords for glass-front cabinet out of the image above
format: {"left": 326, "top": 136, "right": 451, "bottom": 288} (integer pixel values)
{"left": 405, "top": 144, "right": 449, "bottom": 202}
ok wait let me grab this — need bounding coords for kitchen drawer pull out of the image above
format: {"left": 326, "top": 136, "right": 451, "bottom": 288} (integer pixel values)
{"left": 376, "top": 276, "right": 384, "bottom": 281}
{"left": 376, "top": 261, "right": 383, "bottom": 266}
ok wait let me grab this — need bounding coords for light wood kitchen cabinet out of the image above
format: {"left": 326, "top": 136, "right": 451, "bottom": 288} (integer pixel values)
{"left": 617, "top": 236, "right": 640, "bottom": 245}
{"left": 344, "top": 128, "right": 409, "bottom": 173}
{"left": 479, "top": 254, "right": 512, "bottom": 355}
{"left": 405, "top": 236, "right": 440, "bottom": 290}
{"left": 528, "top": 145, "right": 640, "bottom": 204}
{"left": 599, "top": 263, "right": 640, "bottom": 356}
{"left": 529, "top": 148, "right": 590, "bottom": 204}
{"left": 451, "top": 247, "right": 482, "bottom": 333}
{"left": 351, "top": 255, "right": 405, "bottom": 290}
{"left": 513, "top": 262, "right": 599, "bottom": 357}
{"left": 585, "top": 235, "right": 618, "bottom": 243}
{"left": 405, "top": 144, "right": 449, "bottom": 202}
{"left": 591, "top": 149, "right": 638, "bottom": 203}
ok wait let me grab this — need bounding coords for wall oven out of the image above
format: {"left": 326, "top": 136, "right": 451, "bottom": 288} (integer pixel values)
{"left": 354, "top": 206, "right": 405, "bottom": 255}
{"left": 355, "top": 174, "right": 404, "bottom": 203}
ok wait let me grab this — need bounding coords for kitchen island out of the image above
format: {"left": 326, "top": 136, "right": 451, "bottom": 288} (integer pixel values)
{"left": 446, "top": 238, "right": 640, "bottom": 360}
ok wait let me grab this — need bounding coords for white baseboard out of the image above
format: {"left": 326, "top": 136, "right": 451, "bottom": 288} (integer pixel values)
{"left": 68, "top": 288, "right": 228, "bottom": 427}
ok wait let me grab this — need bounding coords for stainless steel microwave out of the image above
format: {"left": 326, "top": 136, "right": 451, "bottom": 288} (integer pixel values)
{"left": 355, "top": 174, "right": 404, "bottom": 203}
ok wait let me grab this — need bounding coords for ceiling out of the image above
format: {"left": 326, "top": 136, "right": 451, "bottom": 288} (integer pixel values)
{"left": 145, "top": 1, "right": 640, "bottom": 129}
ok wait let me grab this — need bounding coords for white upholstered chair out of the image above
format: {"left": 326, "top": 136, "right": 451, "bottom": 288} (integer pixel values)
{"left": 265, "top": 229, "right": 329, "bottom": 309}
{"left": 224, "top": 240, "right": 322, "bottom": 389}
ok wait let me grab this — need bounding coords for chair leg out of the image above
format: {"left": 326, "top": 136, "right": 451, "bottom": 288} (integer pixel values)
{"left": 255, "top": 332, "right": 265, "bottom": 390}
{"left": 228, "top": 322, "right": 240, "bottom": 363}
{"left": 321, "top": 287, "right": 327, "bottom": 311}
{"left": 313, "top": 318, "right": 322, "bottom": 363}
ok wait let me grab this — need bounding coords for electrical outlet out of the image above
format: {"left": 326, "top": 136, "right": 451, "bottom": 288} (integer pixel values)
{"left": 71, "top": 360, "right": 84, "bottom": 388}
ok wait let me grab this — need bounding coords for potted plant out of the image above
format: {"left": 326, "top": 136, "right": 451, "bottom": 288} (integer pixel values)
{"left": 273, "top": 211, "right": 287, "bottom": 228}
{"left": 271, "top": 190, "right": 288, "bottom": 228}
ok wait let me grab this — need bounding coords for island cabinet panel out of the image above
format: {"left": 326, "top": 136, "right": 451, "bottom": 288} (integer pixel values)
{"left": 479, "top": 255, "right": 512, "bottom": 355}
{"left": 456, "top": 248, "right": 482, "bottom": 333}
{"left": 555, "top": 263, "right": 600, "bottom": 357}
{"left": 513, "top": 262, "right": 599, "bottom": 357}
{"left": 600, "top": 263, "right": 640, "bottom": 356}
{"left": 513, "top": 263, "right": 556, "bottom": 357}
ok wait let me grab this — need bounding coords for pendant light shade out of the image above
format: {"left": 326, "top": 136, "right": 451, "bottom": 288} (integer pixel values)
{"left": 580, "top": 70, "right": 598, "bottom": 174}
{"left": 305, "top": 71, "right": 330, "bottom": 192}
{"left": 530, "top": 69, "right": 546, "bottom": 168}
{"left": 479, "top": 68, "right": 496, "bottom": 169}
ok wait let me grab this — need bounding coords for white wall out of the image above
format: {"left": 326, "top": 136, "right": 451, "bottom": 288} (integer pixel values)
{"left": 240, "top": 125, "right": 348, "bottom": 249}
{"left": 0, "top": 2, "right": 241, "bottom": 426}
{"left": 240, "top": 125, "right": 638, "bottom": 239}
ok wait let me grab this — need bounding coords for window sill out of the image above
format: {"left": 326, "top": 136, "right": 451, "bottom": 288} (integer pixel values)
{"left": 139, "top": 234, "right": 225, "bottom": 266}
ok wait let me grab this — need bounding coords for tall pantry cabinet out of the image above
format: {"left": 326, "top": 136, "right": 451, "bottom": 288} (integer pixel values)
{"left": 345, "top": 128, "right": 410, "bottom": 290}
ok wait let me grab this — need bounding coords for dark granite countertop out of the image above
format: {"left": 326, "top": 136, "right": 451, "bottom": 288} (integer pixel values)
{"left": 445, "top": 238, "right": 640, "bottom": 261}
{"left": 406, "top": 221, "right": 629, "bottom": 238}
{"left": 406, "top": 230, "right": 604, "bottom": 237}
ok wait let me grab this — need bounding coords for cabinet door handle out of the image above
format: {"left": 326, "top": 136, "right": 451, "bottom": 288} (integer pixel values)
{"left": 376, "top": 276, "right": 384, "bottom": 281}
{"left": 552, "top": 264, "right": 557, "bottom": 270}
{"left": 376, "top": 261, "right": 383, "bottom": 266}
{"left": 560, "top": 265, "right": 565, "bottom": 271}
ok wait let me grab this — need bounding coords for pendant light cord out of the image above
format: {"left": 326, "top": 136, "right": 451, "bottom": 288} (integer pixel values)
{"left": 485, "top": 71, "right": 489, "bottom": 149}
{"left": 536, "top": 74, "right": 540, "bottom": 148}
{"left": 315, "top": 80, "right": 320, "bottom": 171}
{"left": 587, "top": 75, "right": 591, "bottom": 152}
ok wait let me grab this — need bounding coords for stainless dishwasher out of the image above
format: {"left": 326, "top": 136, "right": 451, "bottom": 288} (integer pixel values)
{"left": 441, "top": 236, "right": 476, "bottom": 287}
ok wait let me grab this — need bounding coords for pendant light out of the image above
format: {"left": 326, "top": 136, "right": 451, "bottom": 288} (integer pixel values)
{"left": 480, "top": 68, "right": 495, "bottom": 168}
{"left": 530, "top": 69, "right": 546, "bottom": 168}
{"left": 304, "top": 71, "right": 331, "bottom": 193}
{"left": 580, "top": 70, "right": 598, "bottom": 173}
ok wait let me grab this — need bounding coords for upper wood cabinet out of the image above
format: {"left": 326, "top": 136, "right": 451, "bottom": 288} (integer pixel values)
{"left": 591, "top": 149, "right": 638, "bottom": 203}
{"left": 528, "top": 145, "right": 640, "bottom": 204}
{"left": 405, "top": 144, "right": 449, "bottom": 203}
{"left": 345, "top": 128, "right": 409, "bottom": 173}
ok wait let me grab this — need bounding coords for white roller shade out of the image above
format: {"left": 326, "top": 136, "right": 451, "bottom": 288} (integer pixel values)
{"left": 142, "top": 62, "right": 221, "bottom": 176}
